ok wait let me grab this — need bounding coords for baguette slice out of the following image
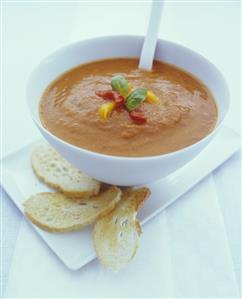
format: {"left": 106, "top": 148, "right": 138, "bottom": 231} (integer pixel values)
{"left": 24, "top": 186, "right": 121, "bottom": 233}
{"left": 93, "top": 187, "right": 150, "bottom": 271}
{"left": 31, "top": 144, "right": 100, "bottom": 197}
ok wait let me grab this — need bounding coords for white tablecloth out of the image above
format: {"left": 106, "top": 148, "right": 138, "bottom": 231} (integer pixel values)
{"left": 1, "top": 2, "right": 241, "bottom": 297}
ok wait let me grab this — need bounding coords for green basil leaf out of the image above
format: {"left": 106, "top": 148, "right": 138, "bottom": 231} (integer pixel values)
{"left": 125, "top": 88, "right": 147, "bottom": 111}
{"left": 111, "top": 75, "right": 129, "bottom": 97}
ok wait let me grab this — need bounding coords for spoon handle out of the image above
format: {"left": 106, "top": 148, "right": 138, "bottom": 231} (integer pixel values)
{"left": 139, "top": 0, "right": 164, "bottom": 71}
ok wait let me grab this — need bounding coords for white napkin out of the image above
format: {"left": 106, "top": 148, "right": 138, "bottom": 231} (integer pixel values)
{"left": 213, "top": 151, "right": 242, "bottom": 285}
{"left": 5, "top": 175, "right": 239, "bottom": 298}
{"left": 165, "top": 176, "right": 239, "bottom": 297}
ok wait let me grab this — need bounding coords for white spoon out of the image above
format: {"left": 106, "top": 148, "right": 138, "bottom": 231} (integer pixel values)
{"left": 139, "top": 0, "right": 164, "bottom": 71}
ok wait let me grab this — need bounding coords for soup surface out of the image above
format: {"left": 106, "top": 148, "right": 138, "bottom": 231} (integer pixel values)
{"left": 40, "top": 58, "right": 217, "bottom": 157}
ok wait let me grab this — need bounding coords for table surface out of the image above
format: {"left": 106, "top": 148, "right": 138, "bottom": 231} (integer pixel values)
{"left": 1, "top": 2, "right": 241, "bottom": 297}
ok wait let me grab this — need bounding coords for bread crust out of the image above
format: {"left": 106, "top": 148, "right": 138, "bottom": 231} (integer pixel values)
{"left": 24, "top": 187, "right": 121, "bottom": 233}
{"left": 93, "top": 187, "right": 150, "bottom": 270}
{"left": 31, "top": 144, "right": 100, "bottom": 197}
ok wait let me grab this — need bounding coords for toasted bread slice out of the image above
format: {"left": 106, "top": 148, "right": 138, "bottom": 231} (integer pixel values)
{"left": 24, "top": 186, "right": 121, "bottom": 233}
{"left": 31, "top": 144, "right": 100, "bottom": 197}
{"left": 93, "top": 187, "right": 150, "bottom": 270}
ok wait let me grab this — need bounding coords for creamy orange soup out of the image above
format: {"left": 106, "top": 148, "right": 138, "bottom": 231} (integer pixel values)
{"left": 40, "top": 58, "right": 217, "bottom": 157}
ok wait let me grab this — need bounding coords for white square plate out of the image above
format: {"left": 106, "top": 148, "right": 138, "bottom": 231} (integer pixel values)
{"left": 1, "top": 126, "right": 240, "bottom": 270}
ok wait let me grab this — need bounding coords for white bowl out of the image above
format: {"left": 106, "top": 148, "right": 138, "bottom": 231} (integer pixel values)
{"left": 26, "top": 36, "right": 229, "bottom": 186}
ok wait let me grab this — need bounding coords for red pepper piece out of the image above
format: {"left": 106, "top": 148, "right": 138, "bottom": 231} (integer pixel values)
{"left": 96, "top": 90, "right": 125, "bottom": 107}
{"left": 96, "top": 90, "right": 115, "bottom": 99}
{"left": 129, "top": 110, "right": 147, "bottom": 124}
{"left": 114, "top": 97, "right": 125, "bottom": 109}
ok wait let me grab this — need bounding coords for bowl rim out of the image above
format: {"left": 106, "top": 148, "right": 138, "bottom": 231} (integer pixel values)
{"left": 28, "top": 34, "right": 230, "bottom": 161}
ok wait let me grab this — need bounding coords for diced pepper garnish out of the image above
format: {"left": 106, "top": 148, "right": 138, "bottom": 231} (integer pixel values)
{"left": 114, "top": 94, "right": 125, "bottom": 108}
{"left": 128, "top": 83, "right": 133, "bottom": 94}
{"left": 99, "top": 102, "right": 116, "bottom": 119}
{"left": 96, "top": 76, "right": 160, "bottom": 124}
{"left": 129, "top": 110, "right": 147, "bottom": 124}
{"left": 146, "top": 90, "right": 161, "bottom": 105}
{"left": 96, "top": 90, "right": 115, "bottom": 99}
{"left": 96, "top": 90, "right": 125, "bottom": 107}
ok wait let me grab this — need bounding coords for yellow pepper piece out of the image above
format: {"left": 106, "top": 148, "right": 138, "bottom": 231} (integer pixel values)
{"left": 128, "top": 83, "right": 133, "bottom": 95}
{"left": 99, "top": 102, "right": 116, "bottom": 119}
{"left": 146, "top": 90, "right": 161, "bottom": 105}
